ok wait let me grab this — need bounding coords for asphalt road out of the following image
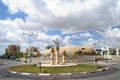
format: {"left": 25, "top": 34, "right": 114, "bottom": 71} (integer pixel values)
{"left": 0, "top": 59, "right": 120, "bottom": 80}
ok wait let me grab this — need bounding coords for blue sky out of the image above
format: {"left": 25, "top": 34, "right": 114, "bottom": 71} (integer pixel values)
{"left": 0, "top": 1, "right": 27, "bottom": 20}
{"left": 0, "top": 0, "right": 120, "bottom": 54}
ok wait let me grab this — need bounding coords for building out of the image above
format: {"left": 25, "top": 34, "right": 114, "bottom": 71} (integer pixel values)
{"left": 41, "top": 46, "right": 97, "bottom": 56}
{"left": 5, "top": 45, "right": 21, "bottom": 59}
{"left": 109, "top": 48, "right": 120, "bottom": 55}
{"left": 24, "top": 46, "right": 40, "bottom": 57}
{"left": 5, "top": 45, "right": 20, "bottom": 53}
{"left": 96, "top": 47, "right": 120, "bottom": 56}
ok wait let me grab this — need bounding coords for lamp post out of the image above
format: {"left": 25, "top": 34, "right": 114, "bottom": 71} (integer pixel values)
{"left": 92, "top": 43, "right": 96, "bottom": 48}
{"left": 115, "top": 39, "right": 119, "bottom": 56}
{"left": 23, "top": 32, "right": 37, "bottom": 62}
{"left": 98, "top": 30, "right": 108, "bottom": 55}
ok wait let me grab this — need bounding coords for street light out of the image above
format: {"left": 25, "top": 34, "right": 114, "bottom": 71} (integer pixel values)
{"left": 92, "top": 43, "right": 96, "bottom": 49}
{"left": 98, "top": 30, "right": 108, "bottom": 55}
{"left": 23, "top": 32, "right": 37, "bottom": 62}
{"left": 115, "top": 39, "right": 119, "bottom": 56}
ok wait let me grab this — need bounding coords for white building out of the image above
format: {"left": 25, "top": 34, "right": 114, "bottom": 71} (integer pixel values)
{"left": 96, "top": 46, "right": 120, "bottom": 56}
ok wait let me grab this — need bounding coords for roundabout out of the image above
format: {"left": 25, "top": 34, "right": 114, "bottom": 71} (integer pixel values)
{"left": 0, "top": 59, "right": 119, "bottom": 80}
{"left": 8, "top": 63, "right": 108, "bottom": 78}
{"left": 7, "top": 64, "right": 110, "bottom": 80}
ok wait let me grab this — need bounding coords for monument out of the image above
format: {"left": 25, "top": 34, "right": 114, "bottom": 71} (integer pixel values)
{"left": 53, "top": 38, "right": 61, "bottom": 64}
{"left": 50, "top": 48, "right": 55, "bottom": 65}
{"left": 49, "top": 38, "right": 67, "bottom": 65}
{"left": 62, "top": 50, "right": 67, "bottom": 65}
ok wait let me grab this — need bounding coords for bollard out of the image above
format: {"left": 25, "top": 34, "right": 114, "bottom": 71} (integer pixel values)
{"left": 38, "top": 62, "right": 41, "bottom": 72}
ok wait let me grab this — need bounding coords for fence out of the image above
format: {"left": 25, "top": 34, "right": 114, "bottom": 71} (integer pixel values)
{"left": 21, "top": 55, "right": 120, "bottom": 64}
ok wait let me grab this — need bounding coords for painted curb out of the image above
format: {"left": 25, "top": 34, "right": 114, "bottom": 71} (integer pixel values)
{"left": 11, "top": 71, "right": 17, "bottom": 74}
{"left": 39, "top": 73, "right": 50, "bottom": 76}
{"left": 21, "top": 73, "right": 31, "bottom": 75}
{"left": 59, "top": 73, "right": 71, "bottom": 75}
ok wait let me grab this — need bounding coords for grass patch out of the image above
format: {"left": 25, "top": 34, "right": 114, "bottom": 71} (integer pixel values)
{"left": 9, "top": 64, "right": 106, "bottom": 74}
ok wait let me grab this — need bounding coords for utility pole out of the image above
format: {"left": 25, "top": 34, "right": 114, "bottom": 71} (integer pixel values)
{"left": 23, "top": 32, "right": 37, "bottom": 63}
{"left": 115, "top": 40, "right": 119, "bottom": 56}
{"left": 98, "top": 30, "right": 109, "bottom": 55}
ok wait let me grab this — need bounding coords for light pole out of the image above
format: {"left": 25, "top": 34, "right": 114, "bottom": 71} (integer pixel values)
{"left": 23, "top": 32, "right": 37, "bottom": 62}
{"left": 98, "top": 30, "right": 108, "bottom": 55}
{"left": 92, "top": 43, "right": 96, "bottom": 48}
{"left": 115, "top": 39, "right": 119, "bottom": 56}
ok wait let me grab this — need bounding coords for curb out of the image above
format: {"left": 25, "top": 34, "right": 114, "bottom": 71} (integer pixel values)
{"left": 9, "top": 67, "right": 110, "bottom": 76}
{"left": 21, "top": 73, "right": 31, "bottom": 75}
{"left": 39, "top": 73, "right": 50, "bottom": 76}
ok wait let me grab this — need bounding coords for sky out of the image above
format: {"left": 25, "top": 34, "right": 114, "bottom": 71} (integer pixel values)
{"left": 0, "top": 0, "right": 120, "bottom": 54}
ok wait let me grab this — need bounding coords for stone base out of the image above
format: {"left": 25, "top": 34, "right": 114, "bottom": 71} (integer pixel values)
{"left": 37, "top": 63, "right": 77, "bottom": 67}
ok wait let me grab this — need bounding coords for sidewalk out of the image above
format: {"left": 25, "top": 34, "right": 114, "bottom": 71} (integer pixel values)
{"left": 98, "top": 61, "right": 118, "bottom": 65}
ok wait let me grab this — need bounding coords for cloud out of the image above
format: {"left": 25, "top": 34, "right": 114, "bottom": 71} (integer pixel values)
{"left": 63, "top": 36, "right": 73, "bottom": 46}
{"left": 106, "top": 28, "right": 120, "bottom": 40}
{"left": 1, "top": 0, "right": 48, "bottom": 30}
{"left": 95, "top": 27, "right": 120, "bottom": 48}
{"left": 5, "top": 31, "right": 22, "bottom": 41}
{"left": 32, "top": 32, "right": 64, "bottom": 50}
{"left": 2, "top": 0, "right": 35, "bottom": 14}
{"left": 105, "top": 28, "right": 120, "bottom": 47}
{"left": 43, "top": 0, "right": 120, "bottom": 33}
{"left": 1, "top": 0, "right": 120, "bottom": 54}
{"left": 1, "top": 0, "right": 120, "bottom": 33}
{"left": 80, "top": 32, "right": 93, "bottom": 38}
{"left": 71, "top": 34, "right": 80, "bottom": 39}
{"left": 81, "top": 38, "right": 98, "bottom": 47}
{"left": 79, "top": 29, "right": 120, "bottom": 49}
{"left": 0, "top": 18, "right": 20, "bottom": 28}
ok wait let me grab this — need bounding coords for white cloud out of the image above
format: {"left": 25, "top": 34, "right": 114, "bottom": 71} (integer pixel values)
{"left": 37, "top": 32, "right": 62, "bottom": 42}
{"left": 81, "top": 38, "right": 98, "bottom": 47}
{"left": 5, "top": 31, "right": 21, "bottom": 41}
{"left": 115, "top": 0, "right": 120, "bottom": 22}
{"left": 43, "top": 0, "right": 120, "bottom": 33}
{"left": 106, "top": 28, "right": 120, "bottom": 40}
{"left": 105, "top": 28, "right": 120, "bottom": 48}
{"left": 63, "top": 36, "right": 73, "bottom": 46}
{"left": 1, "top": 0, "right": 120, "bottom": 33}
{"left": 69, "top": 32, "right": 93, "bottom": 39}
{"left": 2, "top": 0, "right": 36, "bottom": 15}
{"left": 32, "top": 32, "right": 64, "bottom": 50}
{"left": 46, "top": 0, "right": 82, "bottom": 17}
{"left": 95, "top": 27, "right": 120, "bottom": 48}
{"left": 71, "top": 35, "right": 80, "bottom": 39}
{"left": 80, "top": 32, "right": 93, "bottom": 38}
{"left": 1, "top": 0, "right": 120, "bottom": 54}
{"left": 0, "top": 19, "right": 20, "bottom": 28}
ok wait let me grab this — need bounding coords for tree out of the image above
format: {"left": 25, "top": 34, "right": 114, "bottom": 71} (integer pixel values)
{"left": 5, "top": 51, "right": 23, "bottom": 59}
{"left": 0, "top": 54, "right": 7, "bottom": 59}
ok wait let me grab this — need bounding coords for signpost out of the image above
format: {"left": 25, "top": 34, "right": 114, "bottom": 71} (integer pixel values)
{"left": 38, "top": 62, "right": 41, "bottom": 72}
{"left": 94, "top": 58, "right": 98, "bottom": 69}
